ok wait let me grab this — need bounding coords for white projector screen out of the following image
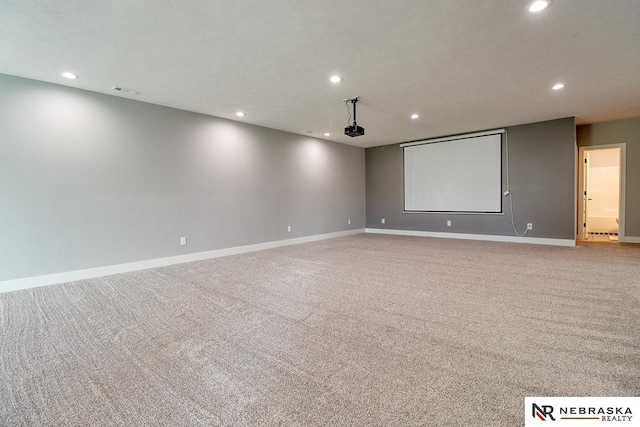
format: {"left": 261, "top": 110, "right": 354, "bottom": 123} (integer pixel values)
{"left": 403, "top": 133, "right": 502, "bottom": 213}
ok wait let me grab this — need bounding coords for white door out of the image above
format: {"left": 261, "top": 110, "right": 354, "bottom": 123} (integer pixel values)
{"left": 582, "top": 152, "right": 589, "bottom": 240}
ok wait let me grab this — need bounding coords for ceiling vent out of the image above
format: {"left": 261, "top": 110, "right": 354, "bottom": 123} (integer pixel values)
{"left": 111, "top": 86, "right": 140, "bottom": 95}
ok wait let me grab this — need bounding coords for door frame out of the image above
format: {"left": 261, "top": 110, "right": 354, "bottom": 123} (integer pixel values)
{"left": 577, "top": 143, "right": 626, "bottom": 241}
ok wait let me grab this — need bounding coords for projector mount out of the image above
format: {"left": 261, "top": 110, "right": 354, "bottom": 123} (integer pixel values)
{"left": 344, "top": 96, "right": 365, "bottom": 137}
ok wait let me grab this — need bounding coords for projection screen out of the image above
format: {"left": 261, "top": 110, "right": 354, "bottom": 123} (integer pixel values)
{"left": 403, "top": 132, "right": 503, "bottom": 213}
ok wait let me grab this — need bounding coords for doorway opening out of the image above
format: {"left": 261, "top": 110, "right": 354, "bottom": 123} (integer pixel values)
{"left": 578, "top": 144, "right": 626, "bottom": 242}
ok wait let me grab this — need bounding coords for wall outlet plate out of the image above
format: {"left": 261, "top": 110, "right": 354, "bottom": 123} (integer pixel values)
{"left": 180, "top": 237, "right": 187, "bottom": 246}
{"left": 381, "top": 218, "right": 385, "bottom": 224}
{"left": 527, "top": 223, "right": 533, "bottom": 230}
{"left": 447, "top": 220, "right": 452, "bottom": 227}
{"left": 287, "top": 225, "right": 292, "bottom": 232}
{"left": 348, "top": 219, "right": 351, "bottom": 225}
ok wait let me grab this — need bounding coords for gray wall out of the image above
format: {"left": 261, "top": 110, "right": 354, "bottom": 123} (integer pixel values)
{"left": 0, "top": 74, "right": 365, "bottom": 282}
{"left": 366, "top": 117, "right": 576, "bottom": 239}
{"left": 577, "top": 118, "right": 640, "bottom": 238}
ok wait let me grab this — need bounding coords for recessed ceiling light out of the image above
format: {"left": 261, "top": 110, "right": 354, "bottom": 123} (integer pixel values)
{"left": 236, "top": 111, "right": 245, "bottom": 117}
{"left": 324, "top": 133, "right": 330, "bottom": 136}
{"left": 62, "top": 72, "right": 79, "bottom": 79}
{"left": 552, "top": 83, "right": 565, "bottom": 90}
{"left": 411, "top": 114, "right": 419, "bottom": 119}
{"left": 329, "top": 75, "right": 343, "bottom": 83}
{"left": 528, "top": 0, "right": 551, "bottom": 13}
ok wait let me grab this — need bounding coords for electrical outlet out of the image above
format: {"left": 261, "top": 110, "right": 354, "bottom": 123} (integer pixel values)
{"left": 348, "top": 219, "right": 351, "bottom": 225}
{"left": 381, "top": 218, "right": 385, "bottom": 224}
{"left": 180, "top": 237, "right": 187, "bottom": 246}
{"left": 527, "top": 223, "right": 533, "bottom": 230}
{"left": 287, "top": 225, "right": 292, "bottom": 232}
{"left": 447, "top": 220, "right": 452, "bottom": 227}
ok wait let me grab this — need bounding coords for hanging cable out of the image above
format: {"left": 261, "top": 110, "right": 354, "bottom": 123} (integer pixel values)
{"left": 504, "top": 129, "right": 529, "bottom": 237}
{"left": 345, "top": 100, "right": 352, "bottom": 126}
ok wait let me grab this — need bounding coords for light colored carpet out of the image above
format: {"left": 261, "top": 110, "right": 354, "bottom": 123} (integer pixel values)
{"left": 1, "top": 234, "right": 639, "bottom": 426}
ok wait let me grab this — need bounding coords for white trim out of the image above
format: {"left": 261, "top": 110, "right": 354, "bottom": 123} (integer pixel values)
{"left": 620, "top": 236, "right": 640, "bottom": 244}
{"left": 403, "top": 211, "right": 505, "bottom": 216}
{"left": 577, "top": 144, "right": 626, "bottom": 241}
{"left": 400, "top": 128, "right": 506, "bottom": 147}
{"left": 365, "top": 228, "right": 575, "bottom": 247}
{"left": 0, "top": 229, "right": 365, "bottom": 294}
{"left": 574, "top": 141, "right": 578, "bottom": 239}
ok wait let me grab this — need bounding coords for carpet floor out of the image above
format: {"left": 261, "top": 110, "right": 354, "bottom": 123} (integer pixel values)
{"left": 1, "top": 234, "right": 639, "bottom": 426}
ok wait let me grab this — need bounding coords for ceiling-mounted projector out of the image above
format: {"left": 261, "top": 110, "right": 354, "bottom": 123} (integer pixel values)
{"left": 345, "top": 124, "right": 365, "bottom": 137}
{"left": 344, "top": 97, "right": 365, "bottom": 137}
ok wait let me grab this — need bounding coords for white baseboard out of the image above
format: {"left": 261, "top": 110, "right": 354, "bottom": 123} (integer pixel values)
{"left": 366, "top": 228, "right": 576, "bottom": 247}
{"left": 0, "top": 229, "right": 365, "bottom": 294}
{"left": 620, "top": 236, "right": 640, "bottom": 244}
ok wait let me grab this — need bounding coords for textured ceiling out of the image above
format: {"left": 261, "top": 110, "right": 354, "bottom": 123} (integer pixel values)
{"left": 1, "top": 0, "right": 639, "bottom": 147}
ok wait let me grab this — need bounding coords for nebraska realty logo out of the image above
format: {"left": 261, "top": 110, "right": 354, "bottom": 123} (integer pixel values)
{"left": 525, "top": 397, "right": 640, "bottom": 426}
{"left": 533, "top": 403, "right": 556, "bottom": 421}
